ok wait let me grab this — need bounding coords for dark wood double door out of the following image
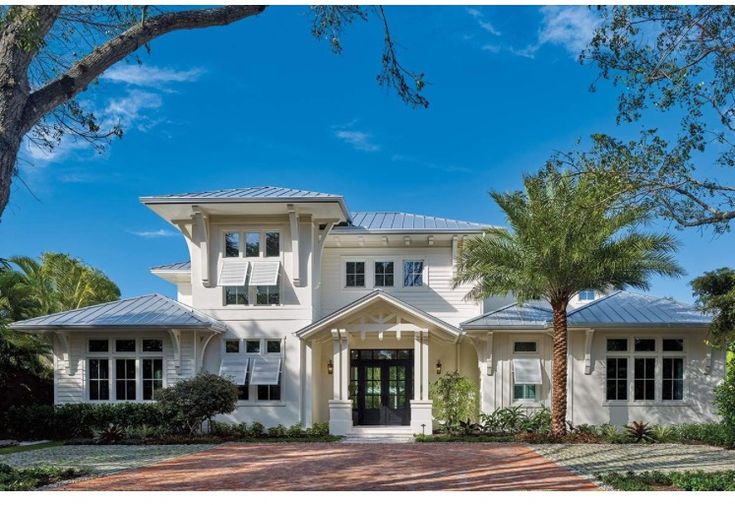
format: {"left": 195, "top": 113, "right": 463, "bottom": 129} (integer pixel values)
{"left": 350, "top": 349, "right": 413, "bottom": 426}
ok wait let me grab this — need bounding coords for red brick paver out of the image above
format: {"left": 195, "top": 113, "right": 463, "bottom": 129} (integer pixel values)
{"left": 61, "top": 442, "right": 598, "bottom": 491}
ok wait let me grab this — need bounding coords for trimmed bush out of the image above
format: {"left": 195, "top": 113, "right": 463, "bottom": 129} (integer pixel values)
{"left": 0, "top": 463, "right": 88, "bottom": 491}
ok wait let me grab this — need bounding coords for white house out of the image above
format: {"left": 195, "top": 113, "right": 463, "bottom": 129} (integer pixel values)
{"left": 10, "top": 186, "right": 726, "bottom": 435}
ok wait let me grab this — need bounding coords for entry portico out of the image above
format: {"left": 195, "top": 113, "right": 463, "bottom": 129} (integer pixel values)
{"left": 296, "top": 290, "right": 463, "bottom": 435}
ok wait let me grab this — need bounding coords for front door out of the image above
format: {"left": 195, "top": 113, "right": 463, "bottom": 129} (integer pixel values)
{"left": 350, "top": 350, "right": 412, "bottom": 426}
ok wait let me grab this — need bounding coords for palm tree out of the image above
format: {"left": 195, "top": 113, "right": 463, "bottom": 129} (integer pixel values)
{"left": 454, "top": 168, "right": 684, "bottom": 436}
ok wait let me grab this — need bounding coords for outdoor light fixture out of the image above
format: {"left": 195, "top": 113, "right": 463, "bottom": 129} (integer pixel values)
{"left": 327, "top": 359, "right": 334, "bottom": 375}
{"left": 435, "top": 360, "right": 442, "bottom": 375}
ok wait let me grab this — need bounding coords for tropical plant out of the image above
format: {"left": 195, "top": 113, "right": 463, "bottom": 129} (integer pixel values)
{"left": 453, "top": 167, "right": 683, "bottom": 435}
{"left": 430, "top": 371, "right": 479, "bottom": 433}
{"left": 691, "top": 268, "right": 735, "bottom": 351}
{"left": 714, "top": 358, "right": 735, "bottom": 441}
{"left": 155, "top": 372, "right": 238, "bottom": 435}
{"left": 92, "top": 423, "right": 125, "bottom": 444}
{"left": 625, "top": 421, "right": 655, "bottom": 443}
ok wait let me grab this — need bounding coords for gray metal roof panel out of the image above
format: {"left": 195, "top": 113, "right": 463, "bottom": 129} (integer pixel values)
{"left": 140, "top": 186, "right": 343, "bottom": 202}
{"left": 150, "top": 261, "right": 191, "bottom": 271}
{"left": 334, "top": 212, "right": 493, "bottom": 233}
{"left": 461, "top": 291, "right": 711, "bottom": 329}
{"left": 9, "top": 293, "right": 226, "bottom": 332}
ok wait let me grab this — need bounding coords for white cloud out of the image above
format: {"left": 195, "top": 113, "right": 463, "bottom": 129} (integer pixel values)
{"left": 102, "top": 64, "right": 204, "bottom": 87}
{"left": 334, "top": 130, "right": 380, "bottom": 152}
{"left": 482, "top": 44, "right": 502, "bottom": 54}
{"left": 537, "top": 6, "right": 600, "bottom": 56}
{"left": 466, "top": 7, "right": 501, "bottom": 36}
{"left": 130, "top": 229, "right": 178, "bottom": 238}
{"left": 104, "top": 90, "right": 163, "bottom": 130}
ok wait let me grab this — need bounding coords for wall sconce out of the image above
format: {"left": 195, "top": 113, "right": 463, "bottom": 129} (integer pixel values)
{"left": 327, "top": 359, "right": 334, "bottom": 375}
{"left": 435, "top": 360, "right": 442, "bottom": 375}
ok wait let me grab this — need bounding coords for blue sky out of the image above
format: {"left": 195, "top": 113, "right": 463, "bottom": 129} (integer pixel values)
{"left": 2, "top": 5, "right": 732, "bottom": 303}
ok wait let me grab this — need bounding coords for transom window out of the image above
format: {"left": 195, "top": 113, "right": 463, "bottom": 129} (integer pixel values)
{"left": 403, "top": 260, "right": 424, "bottom": 287}
{"left": 89, "top": 339, "right": 108, "bottom": 353}
{"left": 663, "top": 339, "right": 684, "bottom": 352}
{"left": 606, "top": 339, "right": 628, "bottom": 352}
{"left": 224, "top": 232, "right": 240, "bottom": 258}
{"left": 246, "top": 340, "right": 261, "bottom": 354}
{"left": 142, "top": 339, "right": 163, "bottom": 353}
{"left": 513, "top": 341, "right": 537, "bottom": 353}
{"left": 374, "top": 261, "right": 394, "bottom": 287}
{"left": 346, "top": 261, "right": 365, "bottom": 287}
{"left": 115, "top": 339, "right": 136, "bottom": 353}
{"left": 225, "top": 340, "right": 240, "bottom": 353}
{"left": 634, "top": 338, "right": 656, "bottom": 352}
{"left": 266, "top": 340, "right": 281, "bottom": 353}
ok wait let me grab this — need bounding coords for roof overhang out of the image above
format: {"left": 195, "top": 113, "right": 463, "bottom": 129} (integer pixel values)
{"left": 296, "top": 290, "right": 462, "bottom": 341}
{"left": 150, "top": 268, "right": 191, "bottom": 284}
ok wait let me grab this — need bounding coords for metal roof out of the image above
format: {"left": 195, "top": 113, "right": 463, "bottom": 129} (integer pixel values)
{"left": 334, "top": 212, "right": 492, "bottom": 234}
{"left": 150, "top": 261, "right": 191, "bottom": 272}
{"left": 141, "top": 186, "right": 343, "bottom": 202}
{"left": 461, "top": 291, "right": 712, "bottom": 330}
{"left": 9, "top": 293, "right": 226, "bottom": 332}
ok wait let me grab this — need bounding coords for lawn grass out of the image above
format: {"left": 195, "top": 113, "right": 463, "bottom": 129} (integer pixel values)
{"left": 0, "top": 441, "right": 63, "bottom": 455}
{"left": 598, "top": 470, "right": 735, "bottom": 491}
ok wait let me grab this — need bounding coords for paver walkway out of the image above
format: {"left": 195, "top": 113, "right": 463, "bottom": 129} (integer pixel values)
{"left": 62, "top": 443, "right": 599, "bottom": 491}
{"left": 531, "top": 444, "right": 735, "bottom": 476}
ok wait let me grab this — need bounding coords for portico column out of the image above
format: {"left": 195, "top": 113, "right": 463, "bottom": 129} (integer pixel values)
{"left": 328, "top": 329, "right": 352, "bottom": 435}
{"left": 410, "top": 329, "right": 432, "bottom": 435}
{"left": 421, "top": 330, "right": 429, "bottom": 400}
{"left": 413, "top": 331, "right": 422, "bottom": 400}
{"left": 331, "top": 329, "right": 342, "bottom": 400}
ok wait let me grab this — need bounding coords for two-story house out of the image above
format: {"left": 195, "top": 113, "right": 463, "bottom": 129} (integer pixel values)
{"left": 11, "top": 186, "right": 726, "bottom": 435}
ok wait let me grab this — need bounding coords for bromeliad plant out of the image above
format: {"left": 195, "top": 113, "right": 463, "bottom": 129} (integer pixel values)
{"left": 453, "top": 167, "right": 683, "bottom": 435}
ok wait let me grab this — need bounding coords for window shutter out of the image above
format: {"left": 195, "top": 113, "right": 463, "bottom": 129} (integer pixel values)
{"left": 218, "top": 260, "right": 249, "bottom": 286}
{"left": 512, "top": 358, "right": 542, "bottom": 385}
{"left": 249, "top": 261, "right": 280, "bottom": 286}
{"left": 219, "top": 358, "right": 250, "bottom": 385}
{"left": 249, "top": 357, "right": 282, "bottom": 385}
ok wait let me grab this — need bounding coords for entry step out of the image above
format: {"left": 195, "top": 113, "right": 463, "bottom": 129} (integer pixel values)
{"left": 342, "top": 426, "right": 415, "bottom": 443}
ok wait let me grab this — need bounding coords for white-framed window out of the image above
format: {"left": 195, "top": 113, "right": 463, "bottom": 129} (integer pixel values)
{"left": 605, "top": 336, "right": 687, "bottom": 403}
{"left": 265, "top": 231, "right": 280, "bottom": 257}
{"left": 224, "top": 286, "right": 248, "bottom": 305}
{"left": 374, "top": 261, "right": 394, "bottom": 287}
{"left": 579, "top": 289, "right": 596, "bottom": 301}
{"left": 511, "top": 338, "right": 541, "bottom": 402}
{"left": 221, "top": 337, "right": 283, "bottom": 402}
{"left": 245, "top": 232, "right": 260, "bottom": 257}
{"left": 224, "top": 232, "right": 240, "bottom": 258}
{"left": 85, "top": 337, "right": 164, "bottom": 402}
{"left": 256, "top": 283, "right": 280, "bottom": 305}
{"left": 345, "top": 261, "right": 365, "bottom": 287}
{"left": 403, "top": 260, "right": 424, "bottom": 287}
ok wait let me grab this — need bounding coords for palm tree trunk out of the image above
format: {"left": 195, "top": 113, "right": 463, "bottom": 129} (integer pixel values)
{"left": 550, "top": 303, "right": 568, "bottom": 436}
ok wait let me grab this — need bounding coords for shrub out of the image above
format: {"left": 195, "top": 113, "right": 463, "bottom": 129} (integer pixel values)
{"left": 248, "top": 421, "right": 265, "bottom": 437}
{"left": 92, "top": 424, "right": 125, "bottom": 444}
{"left": 625, "top": 421, "right": 655, "bottom": 443}
{"left": 3, "top": 404, "right": 55, "bottom": 440}
{"left": 714, "top": 359, "right": 735, "bottom": 441}
{"left": 669, "top": 423, "right": 734, "bottom": 447}
{"left": 522, "top": 408, "right": 551, "bottom": 434}
{"left": 599, "top": 424, "right": 627, "bottom": 443}
{"left": 431, "top": 371, "right": 479, "bottom": 433}
{"left": 267, "top": 424, "right": 287, "bottom": 438}
{"left": 287, "top": 423, "right": 305, "bottom": 438}
{"left": 599, "top": 470, "right": 735, "bottom": 491}
{"left": 306, "top": 422, "right": 329, "bottom": 437}
{"left": 0, "top": 464, "right": 88, "bottom": 491}
{"left": 480, "top": 406, "right": 528, "bottom": 434}
{"left": 155, "top": 372, "right": 238, "bottom": 435}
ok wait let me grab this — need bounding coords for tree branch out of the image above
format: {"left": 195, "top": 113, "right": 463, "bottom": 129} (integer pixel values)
{"left": 20, "top": 5, "right": 266, "bottom": 134}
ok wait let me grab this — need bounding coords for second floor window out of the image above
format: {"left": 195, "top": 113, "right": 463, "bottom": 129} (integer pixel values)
{"left": 579, "top": 289, "right": 596, "bottom": 301}
{"left": 265, "top": 232, "right": 280, "bottom": 257}
{"left": 403, "top": 260, "right": 424, "bottom": 287}
{"left": 224, "top": 286, "right": 248, "bottom": 305}
{"left": 256, "top": 283, "right": 280, "bottom": 305}
{"left": 374, "top": 261, "right": 394, "bottom": 287}
{"left": 245, "top": 232, "right": 260, "bottom": 257}
{"left": 346, "top": 261, "right": 365, "bottom": 287}
{"left": 225, "top": 232, "right": 240, "bottom": 257}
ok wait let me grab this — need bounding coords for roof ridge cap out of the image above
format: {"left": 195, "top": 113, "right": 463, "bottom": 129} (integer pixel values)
{"left": 567, "top": 290, "right": 622, "bottom": 316}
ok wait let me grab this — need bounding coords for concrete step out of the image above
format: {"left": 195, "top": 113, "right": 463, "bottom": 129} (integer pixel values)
{"left": 342, "top": 426, "right": 415, "bottom": 443}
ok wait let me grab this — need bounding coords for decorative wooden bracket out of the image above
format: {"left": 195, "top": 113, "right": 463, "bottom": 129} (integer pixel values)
{"left": 485, "top": 332, "right": 494, "bottom": 376}
{"left": 192, "top": 206, "right": 210, "bottom": 287}
{"left": 197, "top": 331, "right": 219, "bottom": 372}
{"left": 584, "top": 329, "right": 595, "bottom": 375}
{"left": 168, "top": 329, "right": 182, "bottom": 373}
{"left": 55, "top": 332, "right": 71, "bottom": 375}
{"left": 288, "top": 205, "right": 301, "bottom": 286}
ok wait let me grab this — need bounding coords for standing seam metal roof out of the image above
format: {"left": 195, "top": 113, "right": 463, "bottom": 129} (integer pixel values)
{"left": 335, "top": 211, "right": 492, "bottom": 233}
{"left": 9, "top": 293, "right": 226, "bottom": 331}
{"left": 461, "top": 291, "right": 711, "bottom": 329}
{"left": 140, "top": 186, "right": 342, "bottom": 200}
{"left": 150, "top": 261, "right": 191, "bottom": 271}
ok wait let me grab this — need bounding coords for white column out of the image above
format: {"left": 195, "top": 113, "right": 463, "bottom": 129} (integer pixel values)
{"left": 331, "top": 329, "right": 341, "bottom": 400}
{"left": 302, "top": 340, "right": 313, "bottom": 427}
{"left": 340, "top": 331, "right": 350, "bottom": 400}
{"left": 413, "top": 331, "right": 422, "bottom": 400}
{"left": 328, "top": 329, "right": 353, "bottom": 435}
{"left": 421, "top": 330, "right": 429, "bottom": 400}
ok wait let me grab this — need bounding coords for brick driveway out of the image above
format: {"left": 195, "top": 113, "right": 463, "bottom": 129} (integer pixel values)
{"left": 62, "top": 443, "right": 598, "bottom": 491}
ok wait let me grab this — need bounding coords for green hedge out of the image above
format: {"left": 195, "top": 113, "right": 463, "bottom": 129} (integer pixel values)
{"left": 598, "top": 470, "right": 735, "bottom": 491}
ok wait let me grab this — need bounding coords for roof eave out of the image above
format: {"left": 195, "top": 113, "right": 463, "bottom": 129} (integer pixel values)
{"left": 9, "top": 323, "right": 226, "bottom": 333}
{"left": 330, "top": 228, "right": 489, "bottom": 235}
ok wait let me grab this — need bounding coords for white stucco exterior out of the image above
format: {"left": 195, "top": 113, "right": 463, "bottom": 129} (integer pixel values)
{"left": 14, "top": 187, "right": 725, "bottom": 434}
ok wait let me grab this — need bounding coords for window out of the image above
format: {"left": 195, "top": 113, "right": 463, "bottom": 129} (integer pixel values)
{"left": 142, "top": 339, "right": 163, "bottom": 352}
{"left": 225, "top": 340, "right": 240, "bottom": 353}
{"left": 246, "top": 340, "right": 261, "bottom": 354}
{"left": 88, "top": 359, "right": 109, "bottom": 401}
{"left": 115, "top": 339, "right": 136, "bottom": 353}
{"left": 258, "top": 384, "right": 281, "bottom": 401}
{"left": 266, "top": 340, "right": 281, "bottom": 353}
{"left": 403, "top": 260, "right": 424, "bottom": 287}
{"left": 345, "top": 261, "right": 365, "bottom": 287}
{"left": 374, "top": 261, "right": 394, "bottom": 287}
{"left": 224, "top": 286, "right": 248, "bottom": 305}
{"left": 115, "top": 359, "right": 136, "bottom": 400}
{"left": 237, "top": 385, "right": 249, "bottom": 401}
{"left": 634, "top": 358, "right": 655, "bottom": 400}
{"left": 606, "top": 358, "right": 628, "bottom": 401}
{"left": 89, "top": 339, "right": 108, "bottom": 353}
{"left": 245, "top": 232, "right": 260, "bottom": 257}
{"left": 513, "top": 384, "right": 537, "bottom": 401}
{"left": 224, "top": 232, "right": 240, "bottom": 258}
{"left": 579, "top": 289, "right": 596, "bottom": 301}
{"left": 256, "top": 284, "right": 280, "bottom": 305}
{"left": 635, "top": 338, "right": 656, "bottom": 352}
{"left": 606, "top": 339, "right": 628, "bottom": 352}
{"left": 265, "top": 232, "right": 280, "bottom": 257}
{"left": 662, "top": 358, "right": 684, "bottom": 400}
{"left": 663, "top": 339, "right": 684, "bottom": 352}
{"left": 142, "top": 359, "right": 163, "bottom": 400}
{"left": 513, "top": 341, "right": 537, "bottom": 353}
